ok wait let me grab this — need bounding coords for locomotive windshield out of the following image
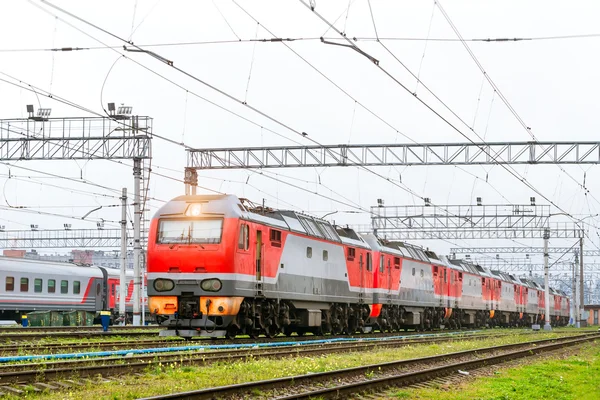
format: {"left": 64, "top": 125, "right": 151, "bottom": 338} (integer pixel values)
{"left": 157, "top": 219, "right": 223, "bottom": 244}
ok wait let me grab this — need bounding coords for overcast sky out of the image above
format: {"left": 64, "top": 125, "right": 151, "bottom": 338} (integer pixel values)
{"left": 1, "top": 0, "right": 600, "bottom": 273}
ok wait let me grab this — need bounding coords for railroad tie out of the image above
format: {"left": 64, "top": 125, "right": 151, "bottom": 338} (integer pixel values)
{"left": 34, "top": 382, "right": 59, "bottom": 390}
{"left": 50, "top": 381, "right": 72, "bottom": 388}
{"left": 18, "top": 384, "right": 41, "bottom": 392}
{"left": 0, "top": 386, "right": 23, "bottom": 394}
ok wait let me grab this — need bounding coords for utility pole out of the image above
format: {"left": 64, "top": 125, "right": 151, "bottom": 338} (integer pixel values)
{"left": 119, "top": 188, "right": 127, "bottom": 325}
{"left": 575, "top": 250, "right": 581, "bottom": 327}
{"left": 572, "top": 261, "right": 576, "bottom": 325}
{"left": 580, "top": 237, "right": 585, "bottom": 327}
{"left": 132, "top": 158, "right": 142, "bottom": 326}
{"left": 543, "top": 228, "right": 551, "bottom": 330}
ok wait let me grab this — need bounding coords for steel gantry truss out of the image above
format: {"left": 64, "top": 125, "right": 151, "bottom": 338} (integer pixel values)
{"left": 450, "top": 247, "right": 600, "bottom": 257}
{"left": 186, "top": 141, "right": 600, "bottom": 171}
{"left": 0, "top": 115, "right": 151, "bottom": 160}
{"left": 0, "top": 107, "right": 152, "bottom": 326}
{"left": 0, "top": 229, "right": 130, "bottom": 249}
{"left": 186, "top": 142, "right": 598, "bottom": 323}
{"left": 369, "top": 204, "right": 584, "bottom": 240}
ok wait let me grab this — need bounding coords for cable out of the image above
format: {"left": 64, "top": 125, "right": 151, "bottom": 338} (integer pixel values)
{"left": 297, "top": 0, "right": 574, "bottom": 219}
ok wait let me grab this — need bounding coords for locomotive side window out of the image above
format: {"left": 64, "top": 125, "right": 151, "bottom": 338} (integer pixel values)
{"left": 393, "top": 257, "right": 400, "bottom": 269}
{"left": 379, "top": 255, "right": 384, "bottom": 273}
{"left": 5, "top": 277, "right": 14, "bottom": 291}
{"left": 20, "top": 278, "right": 29, "bottom": 292}
{"left": 347, "top": 247, "right": 356, "bottom": 261}
{"left": 238, "top": 224, "right": 250, "bottom": 250}
{"left": 270, "top": 229, "right": 282, "bottom": 247}
{"left": 73, "top": 281, "right": 81, "bottom": 295}
{"left": 34, "top": 278, "right": 43, "bottom": 293}
{"left": 61, "top": 280, "right": 68, "bottom": 294}
{"left": 306, "top": 247, "right": 312, "bottom": 258}
{"left": 48, "top": 279, "right": 56, "bottom": 293}
{"left": 366, "top": 253, "right": 372, "bottom": 271}
{"left": 323, "top": 250, "right": 328, "bottom": 261}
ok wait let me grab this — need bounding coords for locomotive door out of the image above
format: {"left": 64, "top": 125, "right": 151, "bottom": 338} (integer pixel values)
{"left": 359, "top": 253, "right": 365, "bottom": 301}
{"left": 256, "top": 230, "right": 263, "bottom": 281}
{"left": 386, "top": 257, "right": 392, "bottom": 303}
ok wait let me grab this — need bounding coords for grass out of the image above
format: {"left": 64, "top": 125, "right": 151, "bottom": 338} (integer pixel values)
{"left": 388, "top": 340, "right": 600, "bottom": 400}
{"left": 3, "top": 330, "right": 585, "bottom": 399}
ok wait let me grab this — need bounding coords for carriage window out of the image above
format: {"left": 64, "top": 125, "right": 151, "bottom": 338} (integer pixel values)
{"left": 61, "top": 280, "right": 68, "bottom": 294}
{"left": 323, "top": 250, "right": 328, "bottom": 261}
{"left": 73, "top": 281, "right": 81, "bottom": 295}
{"left": 270, "top": 229, "right": 282, "bottom": 246}
{"left": 393, "top": 257, "right": 400, "bottom": 269}
{"left": 307, "top": 247, "right": 312, "bottom": 258}
{"left": 5, "top": 277, "right": 14, "bottom": 291}
{"left": 379, "top": 256, "right": 384, "bottom": 273}
{"left": 420, "top": 269, "right": 424, "bottom": 277}
{"left": 412, "top": 268, "right": 415, "bottom": 276}
{"left": 238, "top": 224, "right": 249, "bottom": 250}
{"left": 48, "top": 279, "right": 56, "bottom": 293}
{"left": 34, "top": 278, "right": 43, "bottom": 293}
{"left": 20, "top": 278, "right": 29, "bottom": 292}
{"left": 366, "top": 253, "right": 372, "bottom": 271}
{"left": 347, "top": 247, "right": 356, "bottom": 261}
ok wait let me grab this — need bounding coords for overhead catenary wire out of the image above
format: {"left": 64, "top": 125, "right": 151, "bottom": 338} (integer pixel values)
{"left": 15, "top": 2, "right": 596, "bottom": 262}
{"left": 297, "top": 0, "right": 573, "bottom": 219}
{"left": 32, "top": 0, "right": 448, "bottom": 216}
{"left": 35, "top": 0, "right": 596, "bottom": 254}
{"left": 5, "top": 31, "right": 600, "bottom": 53}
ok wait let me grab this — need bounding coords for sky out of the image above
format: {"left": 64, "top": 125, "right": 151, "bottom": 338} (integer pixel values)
{"left": 1, "top": 0, "right": 600, "bottom": 282}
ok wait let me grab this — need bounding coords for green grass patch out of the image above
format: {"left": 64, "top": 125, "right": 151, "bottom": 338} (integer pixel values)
{"left": 387, "top": 340, "right": 600, "bottom": 400}
{"left": 5, "top": 330, "right": 583, "bottom": 399}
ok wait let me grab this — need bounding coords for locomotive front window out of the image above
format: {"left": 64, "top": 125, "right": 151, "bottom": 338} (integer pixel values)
{"left": 158, "top": 219, "right": 223, "bottom": 244}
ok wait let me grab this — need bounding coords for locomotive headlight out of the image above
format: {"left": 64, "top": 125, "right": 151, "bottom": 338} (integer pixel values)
{"left": 153, "top": 278, "right": 175, "bottom": 292}
{"left": 201, "top": 278, "right": 222, "bottom": 292}
{"left": 185, "top": 203, "right": 202, "bottom": 217}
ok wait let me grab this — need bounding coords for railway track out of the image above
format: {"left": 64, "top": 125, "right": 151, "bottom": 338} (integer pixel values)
{"left": 0, "top": 331, "right": 533, "bottom": 393}
{"left": 0, "top": 325, "right": 163, "bottom": 334}
{"left": 134, "top": 332, "right": 600, "bottom": 400}
{"left": 0, "top": 329, "right": 527, "bottom": 357}
{"left": 0, "top": 326, "right": 482, "bottom": 344}
{"left": 0, "top": 330, "right": 166, "bottom": 342}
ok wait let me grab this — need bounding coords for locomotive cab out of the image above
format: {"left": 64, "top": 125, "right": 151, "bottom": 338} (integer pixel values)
{"left": 148, "top": 195, "right": 244, "bottom": 337}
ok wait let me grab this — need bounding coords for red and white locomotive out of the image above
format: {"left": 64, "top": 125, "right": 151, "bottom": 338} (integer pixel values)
{"left": 147, "top": 194, "right": 570, "bottom": 338}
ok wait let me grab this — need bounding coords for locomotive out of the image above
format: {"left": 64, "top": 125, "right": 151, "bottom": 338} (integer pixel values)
{"left": 147, "top": 194, "right": 570, "bottom": 338}
{"left": 0, "top": 256, "right": 142, "bottom": 323}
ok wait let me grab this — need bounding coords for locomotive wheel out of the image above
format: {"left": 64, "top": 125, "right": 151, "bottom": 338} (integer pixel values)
{"left": 264, "top": 324, "right": 280, "bottom": 338}
{"left": 284, "top": 327, "right": 294, "bottom": 337}
{"left": 225, "top": 327, "right": 238, "bottom": 340}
